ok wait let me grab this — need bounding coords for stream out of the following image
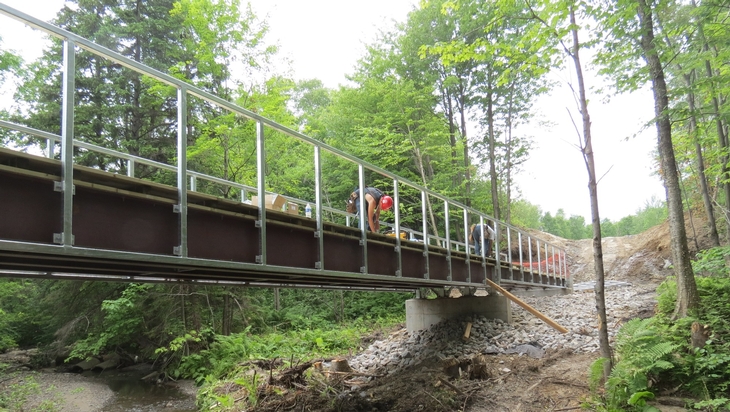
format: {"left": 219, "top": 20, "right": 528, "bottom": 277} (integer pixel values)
{"left": 77, "top": 366, "right": 198, "bottom": 411}
{"left": 83, "top": 368, "right": 197, "bottom": 411}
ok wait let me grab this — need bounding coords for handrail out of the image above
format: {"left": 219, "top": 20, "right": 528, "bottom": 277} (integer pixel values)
{"left": 0, "top": 3, "right": 569, "bottom": 287}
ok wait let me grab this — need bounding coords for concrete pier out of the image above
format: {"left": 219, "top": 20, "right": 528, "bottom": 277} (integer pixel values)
{"left": 405, "top": 295, "right": 512, "bottom": 333}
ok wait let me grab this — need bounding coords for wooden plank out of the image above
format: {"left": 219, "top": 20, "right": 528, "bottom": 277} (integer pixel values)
{"left": 462, "top": 322, "right": 472, "bottom": 341}
{"left": 486, "top": 278, "right": 568, "bottom": 334}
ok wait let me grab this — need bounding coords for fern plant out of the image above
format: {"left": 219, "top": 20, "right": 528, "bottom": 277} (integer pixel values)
{"left": 603, "top": 318, "right": 677, "bottom": 410}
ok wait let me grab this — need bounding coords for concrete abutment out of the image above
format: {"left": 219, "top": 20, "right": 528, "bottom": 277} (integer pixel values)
{"left": 405, "top": 295, "right": 512, "bottom": 333}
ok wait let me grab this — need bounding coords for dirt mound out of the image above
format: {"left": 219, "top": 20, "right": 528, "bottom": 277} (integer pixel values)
{"left": 565, "top": 216, "right": 714, "bottom": 285}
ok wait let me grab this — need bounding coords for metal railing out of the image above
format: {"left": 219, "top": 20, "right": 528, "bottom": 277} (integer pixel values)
{"left": 0, "top": 3, "right": 570, "bottom": 289}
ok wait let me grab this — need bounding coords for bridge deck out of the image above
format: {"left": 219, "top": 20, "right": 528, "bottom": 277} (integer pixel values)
{"left": 0, "top": 148, "right": 566, "bottom": 292}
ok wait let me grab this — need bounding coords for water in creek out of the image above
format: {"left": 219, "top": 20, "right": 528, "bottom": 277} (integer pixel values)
{"left": 79, "top": 367, "right": 197, "bottom": 412}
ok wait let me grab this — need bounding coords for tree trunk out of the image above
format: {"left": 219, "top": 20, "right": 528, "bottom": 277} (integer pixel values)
{"left": 504, "top": 82, "right": 516, "bottom": 225}
{"left": 683, "top": 73, "right": 720, "bottom": 247}
{"left": 222, "top": 291, "right": 231, "bottom": 336}
{"left": 487, "top": 74, "right": 501, "bottom": 221}
{"left": 704, "top": 59, "right": 730, "bottom": 242}
{"left": 569, "top": 7, "right": 612, "bottom": 379}
{"left": 636, "top": 0, "right": 700, "bottom": 318}
{"left": 692, "top": 0, "right": 730, "bottom": 240}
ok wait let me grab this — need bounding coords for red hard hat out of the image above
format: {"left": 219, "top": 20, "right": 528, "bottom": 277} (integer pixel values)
{"left": 381, "top": 195, "right": 393, "bottom": 210}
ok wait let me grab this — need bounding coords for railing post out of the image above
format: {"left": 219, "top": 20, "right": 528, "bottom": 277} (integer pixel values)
{"left": 314, "top": 146, "right": 324, "bottom": 270}
{"left": 494, "top": 221, "right": 502, "bottom": 286}
{"left": 58, "top": 39, "right": 75, "bottom": 248}
{"left": 189, "top": 175, "right": 196, "bottom": 192}
{"left": 506, "top": 226, "right": 513, "bottom": 281}
{"left": 478, "top": 216, "right": 487, "bottom": 284}
{"left": 46, "top": 138, "right": 54, "bottom": 158}
{"left": 175, "top": 86, "right": 188, "bottom": 258}
{"left": 463, "top": 208, "right": 470, "bottom": 283}
{"left": 256, "top": 120, "right": 266, "bottom": 265}
{"left": 358, "top": 165, "right": 367, "bottom": 274}
{"left": 444, "top": 200, "right": 452, "bottom": 282}
{"left": 421, "top": 190, "right": 429, "bottom": 279}
{"left": 518, "top": 231, "right": 526, "bottom": 282}
{"left": 545, "top": 242, "right": 550, "bottom": 285}
{"left": 393, "top": 179, "right": 402, "bottom": 277}
{"left": 127, "top": 159, "right": 135, "bottom": 178}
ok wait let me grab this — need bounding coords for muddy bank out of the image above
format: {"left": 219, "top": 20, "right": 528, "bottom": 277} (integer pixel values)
{"left": 0, "top": 364, "right": 197, "bottom": 411}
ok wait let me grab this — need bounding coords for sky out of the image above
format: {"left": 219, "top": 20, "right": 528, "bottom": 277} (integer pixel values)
{"left": 0, "top": 0, "right": 665, "bottom": 222}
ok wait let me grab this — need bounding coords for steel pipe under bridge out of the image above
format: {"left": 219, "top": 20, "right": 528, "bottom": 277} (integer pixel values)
{"left": 0, "top": 4, "right": 570, "bottom": 295}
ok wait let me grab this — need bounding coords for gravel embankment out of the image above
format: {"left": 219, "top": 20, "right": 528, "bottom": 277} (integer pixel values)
{"left": 349, "top": 283, "right": 657, "bottom": 375}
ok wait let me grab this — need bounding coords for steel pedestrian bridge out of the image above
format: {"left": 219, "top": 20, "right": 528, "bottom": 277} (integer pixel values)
{"left": 0, "top": 4, "right": 570, "bottom": 295}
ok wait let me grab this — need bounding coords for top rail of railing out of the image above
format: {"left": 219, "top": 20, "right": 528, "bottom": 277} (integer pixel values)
{"left": 0, "top": 4, "right": 569, "bottom": 285}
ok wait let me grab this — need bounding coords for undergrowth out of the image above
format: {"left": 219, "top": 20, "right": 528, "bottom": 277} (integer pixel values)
{"left": 589, "top": 246, "right": 730, "bottom": 411}
{"left": 159, "top": 316, "right": 402, "bottom": 410}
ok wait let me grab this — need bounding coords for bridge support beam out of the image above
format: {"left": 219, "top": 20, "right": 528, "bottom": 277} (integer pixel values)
{"left": 405, "top": 295, "right": 512, "bottom": 333}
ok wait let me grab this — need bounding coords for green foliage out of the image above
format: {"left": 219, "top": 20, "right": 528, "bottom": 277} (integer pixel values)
{"left": 602, "top": 318, "right": 677, "bottom": 410}
{"left": 0, "top": 279, "right": 54, "bottom": 350}
{"left": 599, "top": 277, "right": 730, "bottom": 410}
{"left": 537, "top": 197, "right": 667, "bottom": 240}
{"left": 0, "top": 35, "right": 22, "bottom": 87}
{"left": 67, "top": 283, "right": 151, "bottom": 361}
{"left": 172, "top": 322, "right": 371, "bottom": 385}
{"left": 589, "top": 357, "right": 610, "bottom": 393}
{"left": 693, "top": 246, "right": 730, "bottom": 277}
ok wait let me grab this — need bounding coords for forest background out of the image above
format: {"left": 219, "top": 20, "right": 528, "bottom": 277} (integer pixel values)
{"left": 1, "top": 0, "right": 729, "bottom": 409}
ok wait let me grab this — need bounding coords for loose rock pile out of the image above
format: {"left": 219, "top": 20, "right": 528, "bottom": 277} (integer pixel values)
{"left": 349, "top": 283, "right": 657, "bottom": 376}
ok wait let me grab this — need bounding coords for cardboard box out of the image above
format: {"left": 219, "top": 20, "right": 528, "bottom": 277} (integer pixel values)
{"left": 286, "top": 203, "right": 299, "bottom": 215}
{"left": 251, "top": 194, "right": 287, "bottom": 211}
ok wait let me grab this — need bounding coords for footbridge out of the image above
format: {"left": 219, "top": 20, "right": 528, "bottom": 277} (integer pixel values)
{"left": 0, "top": 5, "right": 570, "bottom": 305}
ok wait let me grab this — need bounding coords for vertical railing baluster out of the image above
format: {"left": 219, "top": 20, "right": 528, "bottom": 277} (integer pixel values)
{"left": 314, "top": 146, "right": 324, "bottom": 270}
{"left": 46, "top": 138, "right": 54, "bottom": 158}
{"left": 190, "top": 175, "right": 196, "bottom": 192}
{"left": 256, "top": 120, "right": 266, "bottom": 265}
{"left": 506, "top": 226, "right": 512, "bottom": 280}
{"left": 544, "top": 242, "right": 549, "bottom": 284}
{"left": 517, "top": 231, "right": 520, "bottom": 282}
{"left": 535, "top": 239, "right": 543, "bottom": 283}
{"left": 444, "top": 200, "right": 451, "bottom": 282}
{"left": 479, "top": 216, "right": 487, "bottom": 284}
{"left": 127, "top": 159, "right": 135, "bottom": 178}
{"left": 358, "top": 165, "right": 367, "bottom": 274}
{"left": 463, "top": 208, "right": 470, "bottom": 283}
{"left": 59, "top": 39, "right": 75, "bottom": 248}
{"left": 393, "top": 179, "right": 402, "bottom": 277}
{"left": 551, "top": 245, "right": 556, "bottom": 285}
{"left": 175, "top": 86, "right": 188, "bottom": 258}
{"left": 528, "top": 235, "right": 534, "bottom": 282}
{"left": 494, "top": 221, "right": 502, "bottom": 286}
{"left": 422, "top": 190, "right": 429, "bottom": 280}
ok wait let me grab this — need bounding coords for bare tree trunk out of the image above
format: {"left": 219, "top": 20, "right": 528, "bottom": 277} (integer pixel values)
{"left": 487, "top": 74, "right": 501, "bottom": 221}
{"left": 636, "top": 0, "right": 700, "bottom": 318}
{"left": 459, "top": 84, "right": 472, "bottom": 210}
{"left": 683, "top": 74, "right": 720, "bottom": 247}
{"left": 222, "top": 290, "right": 231, "bottom": 336}
{"left": 504, "top": 82, "right": 516, "bottom": 225}
{"left": 569, "top": 7, "right": 612, "bottom": 379}
{"left": 692, "top": 0, "right": 730, "bottom": 241}
{"left": 409, "top": 134, "right": 440, "bottom": 238}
